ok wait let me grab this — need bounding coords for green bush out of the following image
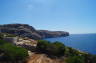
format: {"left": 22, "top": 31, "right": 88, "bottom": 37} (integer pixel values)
{"left": 66, "top": 56, "right": 85, "bottom": 63}
{"left": 0, "top": 33, "right": 4, "bottom": 39}
{"left": 48, "top": 41, "right": 65, "bottom": 56}
{"left": 0, "top": 40, "right": 6, "bottom": 45}
{"left": 0, "top": 40, "right": 28, "bottom": 61}
{"left": 83, "top": 54, "right": 96, "bottom": 63}
{"left": 36, "top": 40, "right": 50, "bottom": 53}
{"left": 65, "top": 47, "right": 80, "bottom": 56}
{"left": 91, "top": 55, "right": 96, "bottom": 63}
{"left": 36, "top": 40, "right": 65, "bottom": 57}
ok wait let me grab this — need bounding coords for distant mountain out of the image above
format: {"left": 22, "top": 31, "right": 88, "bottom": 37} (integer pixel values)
{"left": 0, "top": 24, "right": 69, "bottom": 40}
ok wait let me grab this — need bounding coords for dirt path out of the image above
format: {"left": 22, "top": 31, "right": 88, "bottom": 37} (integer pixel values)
{"left": 27, "top": 53, "right": 64, "bottom": 63}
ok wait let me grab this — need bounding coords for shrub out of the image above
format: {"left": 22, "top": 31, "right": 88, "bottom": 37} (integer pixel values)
{"left": 36, "top": 40, "right": 50, "bottom": 53}
{"left": 92, "top": 55, "right": 96, "bottom": 63}
{"left": 84, "top": 54, "right": 96, "bottom": 63}
{"left": 0, "top": 40, "right": 28, "bottom": 61}
{"left": 0, "top": 40, "right": 6, "bottom": 45}
{"left": 64, "top": 47, "right": 81, "bottom": 57}
{"left": 0, "top": 33, "right": 4, "bottom": 39}
{"left": 48, "top": 41, "right": 65, "bottom": 56}
{"left": 66, "top": 56, "right": 85, "bottom": 63}
{"left": 36, "top": 40, "right": 65, "bottom": 57}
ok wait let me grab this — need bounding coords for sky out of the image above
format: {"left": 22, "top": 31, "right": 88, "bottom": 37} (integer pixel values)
{"left": 0, "top": 0, "right": 96, "bottom": 34}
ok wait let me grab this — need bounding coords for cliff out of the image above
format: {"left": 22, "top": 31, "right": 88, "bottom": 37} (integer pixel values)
{"left": 0, "top": 24, "right": 69, "bottom": 40}
{"left": 38, "top": 30, "right": 69, "bottom": 38}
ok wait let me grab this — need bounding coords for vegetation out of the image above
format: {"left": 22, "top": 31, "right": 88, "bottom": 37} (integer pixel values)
{"left": 36, "top": 40, "right": 96, "bottom": 63}
{"left": 36, "top": 40, "right": 65, "bottom": 57}
{"left": 3, "top": 33, "right": 17, "bottom": 37}
{"left": 0, "top": 33, "right": 96, "bottom": 63}
{"left": 0, "top": 40, "right": 28, "bottom": 61}
{"left": 66, "top": 56, "right": 85, "bottom": 63}
{"left": 0, "top": 33, "right": 4, "bottom": 39}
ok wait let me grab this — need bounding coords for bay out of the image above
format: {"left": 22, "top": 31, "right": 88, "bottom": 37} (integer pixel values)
{"left": 44, "top": 34, "right": 96, "bottom": 54}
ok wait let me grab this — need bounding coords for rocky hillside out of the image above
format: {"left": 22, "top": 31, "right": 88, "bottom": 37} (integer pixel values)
{"left": 0, "top": 24, "right": 69, "bottom": 40}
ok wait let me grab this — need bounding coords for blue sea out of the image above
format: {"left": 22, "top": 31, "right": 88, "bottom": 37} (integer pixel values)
{"left": 44, "top": 34, "right": 96, "bottom": 54}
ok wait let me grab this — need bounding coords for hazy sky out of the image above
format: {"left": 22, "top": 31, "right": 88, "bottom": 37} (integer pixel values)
{"left": 0, "top": 0, "right": 96, "bottom": 34}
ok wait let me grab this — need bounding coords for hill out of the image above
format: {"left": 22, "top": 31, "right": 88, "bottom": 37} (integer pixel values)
{"left": 0, "top": 33, "right": 96, "bottom": 63}
{"left": 0, "top": 24, "right": 69, "bottom": 40}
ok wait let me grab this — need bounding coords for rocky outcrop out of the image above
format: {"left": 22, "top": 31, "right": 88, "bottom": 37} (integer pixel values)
{"left": 37, "top": 30, "right": 69, "bottom": 38}
{"left": 0, "top": 24, "right": 69, "bottom": 40}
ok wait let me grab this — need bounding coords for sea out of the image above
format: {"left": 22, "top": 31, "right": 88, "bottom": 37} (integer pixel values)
{"left": 44, "top": 34, "right": 96, "bottom": 54}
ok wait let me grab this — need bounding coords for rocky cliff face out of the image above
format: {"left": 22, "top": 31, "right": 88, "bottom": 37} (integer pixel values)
{"left": 0, "top": 24, "right": 69, "bottom": 40}
{"left": 38, "top": 30, "right": 69, "bottom": 38}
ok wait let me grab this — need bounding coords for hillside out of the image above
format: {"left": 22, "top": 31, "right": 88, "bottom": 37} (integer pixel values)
{"left": 26, "top": 40, "right": 96, "bottom": 63}
{"left": 0, "top": 33, "right": 96, "bottom": 63}
{"left": 0, "top": 24, "right": 69, "bottom": 40}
